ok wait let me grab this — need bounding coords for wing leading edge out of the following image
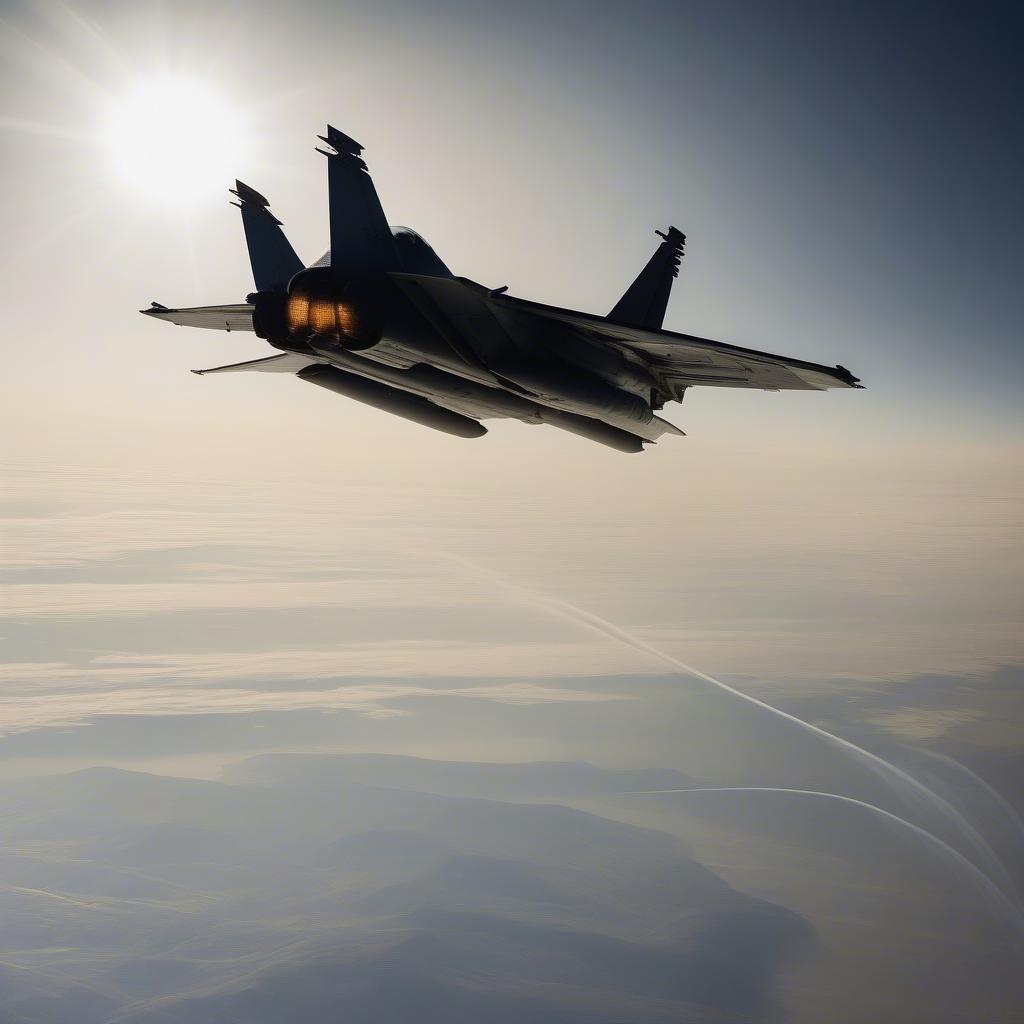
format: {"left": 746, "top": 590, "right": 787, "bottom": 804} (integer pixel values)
{"left": 191, "top": 353, "right": 317, "bottom": 375}
{"left": 490, "top": 290, "right": 861, "bottom": 395}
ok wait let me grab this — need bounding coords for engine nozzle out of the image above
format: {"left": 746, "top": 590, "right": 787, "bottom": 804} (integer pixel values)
{"left": 252, "top": 267, "right": 385, "bottom": 351}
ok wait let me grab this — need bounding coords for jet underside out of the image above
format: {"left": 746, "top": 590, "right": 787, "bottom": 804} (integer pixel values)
{"left": 143, "top": 126, "right": 861, "bottom": 453}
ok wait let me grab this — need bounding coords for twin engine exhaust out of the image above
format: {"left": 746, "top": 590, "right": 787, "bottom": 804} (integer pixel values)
{"left": 251, "top": 267, "right": 386, "bottom": 351}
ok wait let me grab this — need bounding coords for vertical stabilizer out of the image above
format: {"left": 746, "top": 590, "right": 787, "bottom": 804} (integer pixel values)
{"left": 230, "top": 181, "right": 304, "bottom": 292}
{"left": 316, "top": 126, "right": 400, "bottom": 276}
{"left": 609, "top": 226, "right": 685, "bottom": 330}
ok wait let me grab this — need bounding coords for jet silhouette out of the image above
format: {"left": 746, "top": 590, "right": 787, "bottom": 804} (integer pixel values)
{"left": 143, "top": 125, "right": 860, "bottom": 452}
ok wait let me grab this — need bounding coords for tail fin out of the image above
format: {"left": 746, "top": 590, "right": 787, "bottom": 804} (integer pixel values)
{"left": 609, "top": 226, "right": 685, "bottom": 330}
{"left": 230, "top": 181, "right": 304, "bottom": 292}
{"left": 316, "top": 125, "right": 400, "bottom": 276}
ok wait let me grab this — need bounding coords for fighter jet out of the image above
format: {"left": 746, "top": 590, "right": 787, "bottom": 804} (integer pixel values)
{"left": 142, "top": 125, "right": 860, "bottom": 452}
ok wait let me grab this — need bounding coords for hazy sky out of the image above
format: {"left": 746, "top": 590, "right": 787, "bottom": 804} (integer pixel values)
{"left": 0, "top": 0, "right": 1021, "bottom": 757}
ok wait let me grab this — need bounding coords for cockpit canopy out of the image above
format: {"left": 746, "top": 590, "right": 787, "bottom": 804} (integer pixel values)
{"left": 310, "top": 226, "right": 452, "bottom": 278}
{"left": 389, "top": 226, "right": 453, "bottom": 278}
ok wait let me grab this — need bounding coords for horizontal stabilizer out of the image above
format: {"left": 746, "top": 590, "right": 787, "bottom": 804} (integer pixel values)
{"left": 192, "top": 353, "right": 317, "bottom": 376}
{"left": 230, "top": 180, "right": 304, "bottom": 292}
{"left": 609, "top": 226, "right": 685, "bottom": 330}
{"left": 141, "top": 303, "right": 254, "bottom": 332}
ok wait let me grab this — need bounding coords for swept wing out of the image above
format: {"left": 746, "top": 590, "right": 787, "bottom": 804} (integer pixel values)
{"left": 491, "top": 291, "right": 861, "bottom": 395}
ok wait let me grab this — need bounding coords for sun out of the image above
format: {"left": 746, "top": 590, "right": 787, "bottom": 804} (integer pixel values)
{"left": 104, "top": 76, "right": 248, "bottom": 202}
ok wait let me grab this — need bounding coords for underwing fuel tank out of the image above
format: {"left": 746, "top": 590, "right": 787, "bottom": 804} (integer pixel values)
{"left": 301, "top": 351, "right": 645, "bottom": 451}
{"left": 297, "top": 364, "right": 487, "bottom": 438}
{"left": 493, "top": 360, "right": 654, "bottom": 427}
{"left": 537, "top": 410, "right": 645, "bottom": 453}
{"left": 306, "top": 347, "right": 542, "bottom": 420}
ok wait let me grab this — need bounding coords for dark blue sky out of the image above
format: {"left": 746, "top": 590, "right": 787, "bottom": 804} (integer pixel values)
{"left": 437, "top": 0, "right": 1024, "bottom": 419}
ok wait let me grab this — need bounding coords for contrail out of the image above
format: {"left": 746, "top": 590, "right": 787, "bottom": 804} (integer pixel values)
{"left": 437, "top": 552, "right": 1021, "bottom": 911}
{"left": 914, "top": 747, "right": 1024, "bottom": 851}
{"left": 611, "top": 787, "right": 1024, "bottom": 939}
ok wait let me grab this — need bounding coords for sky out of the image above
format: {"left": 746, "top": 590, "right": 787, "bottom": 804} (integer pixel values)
{"left": 2, "top": 0, "right": 1023, "bottom": 447}
{"left": 1, "top": 2, "right": 1023, "bottom": 1022}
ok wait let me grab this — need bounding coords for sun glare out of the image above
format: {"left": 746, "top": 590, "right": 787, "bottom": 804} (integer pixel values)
{"left": 105, "top": 77, "right": 247, "bottom": 202}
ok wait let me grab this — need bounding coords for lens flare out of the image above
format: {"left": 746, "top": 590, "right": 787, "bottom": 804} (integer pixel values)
{"left": 105, "top": 76, "right": 247, "bottom": 201}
